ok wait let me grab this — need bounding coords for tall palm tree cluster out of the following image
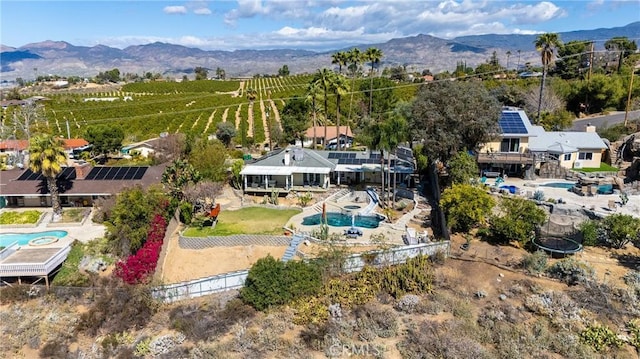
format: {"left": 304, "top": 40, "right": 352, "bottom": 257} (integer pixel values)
{"left": 311, "top": 46, "right": 406, "bottom": 206}
{"left": 534, "top": 33, "right": 562, "bottom": 123}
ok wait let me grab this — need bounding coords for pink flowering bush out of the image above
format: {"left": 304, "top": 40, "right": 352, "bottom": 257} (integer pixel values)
{"left": 115, "top": 214, "right": 167, "bottom": 284}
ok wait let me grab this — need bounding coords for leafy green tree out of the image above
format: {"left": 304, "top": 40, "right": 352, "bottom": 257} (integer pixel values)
{"left": 241, "top": 255, "right": 321, "bottom": 311}
{"left": 440, "top": 184, "right": 495, "bottom": 233}
{"left": 230, "top": 160, "right": 243, "bottom": 189}
{"left": 189, "top": 140, "right": 227, "bottom": 182}
{"left": 281, "top": 97, "right": 310, "bottom": 144}
{"left": 605, "top": 37, "right": 638, "bottom": 73}
{"left": 600, "top": 214, "right": 640, "bottom": 249}
{"left": 96, "top": 68, "right": 120, "bottom": 83}
{"left": 534, "top": 32, "right": 563, "bottom": 122}
{"left": 539, "top": 109, "right": 573, "bottom": 131}
{"left": 565, "top": 74, "right": 625, "bottom": 114}
{"left": 556, "top": 40, "right": 591, "bottom": 79}
{"left": 215, "top": 67, "right": 226, "bottom": 80}
{"left": 161, "top": 159, "right": 202, "bottom": 201}
{"left": 448, "top": 151, "right": 479, "bottom": 185}
{"left": 278, "top": 64, "right": 290, "bottom": 77}
{"left": 490, "top": 84, "right": 526, "bottom": 108}
{"left": 359, "top": 77, "right": 398, "bottom": 119}
{"left": 104, "top": 185, "right": 169, "bottom": 256}
{"left": 578, "top": 220, "right": 599, "bottom": 246}
{"left": 487, "top": 197, "right": 546, "bottom": 245}
{"left": 85, "top": 125, "right": 124, "bottom": 157}
{"left": 194, "top": 67, "right": 208, "bottom": 80}
{"left": 216, "top": 122, "right": 237, "bottom": 148}
{"left": 28, "top": 134, "right": 67, "bottom": 218}
{"left": 410, "top": 80, "right": 501, "bottom": 166}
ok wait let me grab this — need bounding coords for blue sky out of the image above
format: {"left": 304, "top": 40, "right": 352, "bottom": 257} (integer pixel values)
{"left": 2, "top": 1, "right": 638, "bottom": 51}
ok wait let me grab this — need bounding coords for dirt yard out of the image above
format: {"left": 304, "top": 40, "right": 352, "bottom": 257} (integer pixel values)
{"left": 159, "top": 234, "right": 287, "bottom": 283}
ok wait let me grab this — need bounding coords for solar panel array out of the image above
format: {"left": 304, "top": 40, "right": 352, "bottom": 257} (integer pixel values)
{"left": 16, "top": 167, "right": 77, "bottom": 181}
{"left": 337, "top": 158, "right": 380, "bottom": 165}
{"left": 328, "top": 152, "right": 357, "bottom": 159}
{"left": 85, "top": 166, "right": 148, "bottom": 180}
{"left": 499, "top": 112, "right": 528, "bottom": 134}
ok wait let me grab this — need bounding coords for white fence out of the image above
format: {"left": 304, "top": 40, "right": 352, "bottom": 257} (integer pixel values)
{"left": 152, "top": 241, "right": 450, "bottom": 303}
{"left": 0, "top": 243, "right": 72, "bottom": 277}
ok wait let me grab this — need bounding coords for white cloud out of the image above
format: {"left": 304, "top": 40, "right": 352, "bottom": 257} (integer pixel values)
{"left": 193, "top": 7, "right": 212, "bottom": 15}
{"left": 163, "top": 5, "right": 187, "bottom": 14}
{"left": 224, "top": 0, "right": 265, "bottom": 25}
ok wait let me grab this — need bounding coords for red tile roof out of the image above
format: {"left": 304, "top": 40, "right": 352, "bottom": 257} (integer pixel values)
{"left": 304, "top": 126, "right": 353, "bottom": 140}
{"left": 0, "top": 138, "right": 89, "bottom": 151}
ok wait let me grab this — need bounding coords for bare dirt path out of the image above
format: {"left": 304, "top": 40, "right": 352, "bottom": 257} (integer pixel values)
{"left": 203, "top": 110, "right": 216, "bottom": 133}
{"left": 234, "top": 104, "right": 242, "bottom": 131}
{"left": 221, "top": 108, "right": 229, "bottom": 123}
{"left": 247, "top": 102, "right": 254, "bottom": 138}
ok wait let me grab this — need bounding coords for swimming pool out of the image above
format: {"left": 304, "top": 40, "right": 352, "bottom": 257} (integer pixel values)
{"left": 0, "top": 230, "right": 68, "bottom": 247}
{"left": 541, "top": 182, "right": 575, "bottom": 189}
{"left": 302, "top": 212, "right": 384, "bottom": 229}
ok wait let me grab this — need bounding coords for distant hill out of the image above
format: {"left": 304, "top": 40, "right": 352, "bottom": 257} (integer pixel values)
{"left": 1, "top": 22, "right": 638, "bottom": 80}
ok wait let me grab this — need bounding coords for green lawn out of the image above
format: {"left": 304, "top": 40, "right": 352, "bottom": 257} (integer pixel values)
{"left": 183, "top": 207, "right": 301, "bottom": 237}
{"left": 60, "top": 208, "right": 88, "bottom": 223}
{"left": 578, "top": 163, "right": 618, "bottom": 173}
{"left": 0, "top": 210, "right": 42, "bottom": 225}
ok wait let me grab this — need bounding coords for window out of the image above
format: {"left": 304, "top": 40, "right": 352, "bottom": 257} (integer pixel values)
{"left": 578, "top": 152, "right": 593, "bottom": 160}
{"left": 563, "top": 153, "right": 571, "bottom": 161}
{"left": 500, "top": 138, "right": 520, "bottom": 153}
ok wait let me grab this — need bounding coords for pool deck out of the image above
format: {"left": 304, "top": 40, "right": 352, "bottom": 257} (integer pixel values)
{"left": 500, "top": 178, "right": 640, "bottom": 219}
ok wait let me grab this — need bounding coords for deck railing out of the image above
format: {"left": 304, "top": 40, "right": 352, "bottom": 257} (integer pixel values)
{"left": 477, "top": 152, "right": 534, "bottom": 164}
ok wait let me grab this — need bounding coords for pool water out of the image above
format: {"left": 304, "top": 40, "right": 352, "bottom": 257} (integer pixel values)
{"left": 302, "top": 212, "right": 384, "bottom": 229}
{"left": 541, "top": 182, "right": 575, "bottom": 189}
{"left": 0, "top": 230, "right": 68, "bottom": 247}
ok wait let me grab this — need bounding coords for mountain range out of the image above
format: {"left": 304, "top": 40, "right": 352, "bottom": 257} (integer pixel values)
{"left": 1, "top": 22, "right": 638, "bottom": 80}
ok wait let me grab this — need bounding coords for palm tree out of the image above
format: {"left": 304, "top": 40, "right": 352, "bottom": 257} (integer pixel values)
{"left": 331, "top": 51, "right": 348, "bottom": 74}
{"left": 516, "top": 49, "right": 521, "bottom": 71}
{"left": 506, "top": 51, "right": 512, "bottom": 70}
{"left": 364, "top": 47, "right": 383, "bottom": 116}
{"left": 305, "top": 81, "right": 322, "bottom": 149}
{"left": 313, "top": 69, "right": 334, "bottom": 147}
{"left": 346, "top": 47, "right": 363, "bottom": 123}
{"left": 535, "top": 33, "right": 562, "bottom": 123}
{"left": 330, "top": 74, "right": 350, "bottom": 150}
{"left": 29, "top": 134, "right": 67, "bottom": 220}
{"left": 382, "top": 112, "right": 407, "bottom": 206}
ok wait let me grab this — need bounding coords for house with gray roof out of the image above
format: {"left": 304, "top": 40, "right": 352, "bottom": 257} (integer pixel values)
{"left": 239, "top": 146, "right": 415, "bottom": 194}
{"left": 477, "top": 107, "right": 607, "bottom": 178}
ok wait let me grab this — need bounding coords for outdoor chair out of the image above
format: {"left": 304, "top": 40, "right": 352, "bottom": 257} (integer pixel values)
{"left": 608, "top": 200, "right": 617, "bottom": 212}
{"left": 589, "top": 185, "right": 598, "bottom": 197}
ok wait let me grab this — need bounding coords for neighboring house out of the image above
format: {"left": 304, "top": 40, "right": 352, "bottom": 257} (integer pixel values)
{"left": 0, "top": 138, "right": 90, "bottom": 163}
{"left": 239, "top": 146, "right": 415, "bottom": 194}
{"left": 0, "top": 163, "right": 166, "bottom": 208}
{"left": 477, "top": 107, "right": 607, "bottom": 178}
{"left": 303, "top": 126, "right": 353, "bottom": 148}
{"left": 121, "top": 138, "right": 161, "bottom": 158}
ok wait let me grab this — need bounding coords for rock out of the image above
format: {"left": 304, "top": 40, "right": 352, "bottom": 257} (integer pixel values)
{"left": 499, "top": 294, "right": 507, "bottom": 301}
{"left": 475, "top": 290, "right": 487, "bottom": 299}
{"left": 79, "top": 255, "right": 108, "bottom": 273}
{"left": 328, "top": 303, "right": 342, "bottom": 319}
{"left": 499, "top": 273, "right": 504, "bottom": 278}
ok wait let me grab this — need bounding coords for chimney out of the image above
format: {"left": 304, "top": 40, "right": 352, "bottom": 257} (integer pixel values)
{"left": 585, "top": 123, "right": 596, "bottom": 133}
{"left": 284, "top": 149, "right": 291, "bottom": 166}
{"left": 74, "top": 162, "right": 92, "bottom": 179}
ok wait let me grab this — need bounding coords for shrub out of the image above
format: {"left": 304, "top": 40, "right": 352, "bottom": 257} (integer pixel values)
{"left": 440, "top": 183, "right": 495, "bottom": 233}
{"left": 533, "top": 190, "right": 545, "bottom": 201}
{"left": 179, "top": 201, "right": 193, "bottom": 224}
{"left": 628, "top": 319, "right": 640, "bottom": 349}
{"left": 580, "top": 323, "right": 623, "bottom": 351}
{"left": 546, "top": 258, "right": 595, "bottom": 285}
{"left": 241, "top": 256, "right": 322, "bottom": 311}
{"left": 600, "top": 214, "right": 640, "bottom": 249}
{"left": 521, "top": 250, "right": 548, "bottom": 274}
{"left": 114, "top": 214, "right": 167, "bottom": 284}
{"left": 487, "top": 196, "right": 546, "bottom": 246}
{"left": 578, "top": 220, "right": 599, "bottom": 246}
{"left": 0, "top": 210, "right": 42, "bottom": 224}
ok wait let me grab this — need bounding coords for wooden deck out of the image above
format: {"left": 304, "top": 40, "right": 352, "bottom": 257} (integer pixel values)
{"left": 477, "top": 152, "right": 534, "bottom": 164}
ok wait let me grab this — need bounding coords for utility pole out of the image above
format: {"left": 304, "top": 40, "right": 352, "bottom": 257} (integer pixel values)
{"left": 588, "top": 42, "right": 594, "bottom": 81}
{"left": 624, "top": 64, "right": 638, "bottom": 127}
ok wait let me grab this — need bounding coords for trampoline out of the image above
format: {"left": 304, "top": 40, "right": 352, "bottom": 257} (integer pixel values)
{"left": 532, "top": 236, "right": 583, "bottom": 256}
{"left": 533, "top": 215, "right": 583, "bottom": 256}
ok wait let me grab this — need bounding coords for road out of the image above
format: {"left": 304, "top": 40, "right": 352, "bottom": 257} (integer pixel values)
{"left": 570, "top": 110, "right": 640, "bottom": 131}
